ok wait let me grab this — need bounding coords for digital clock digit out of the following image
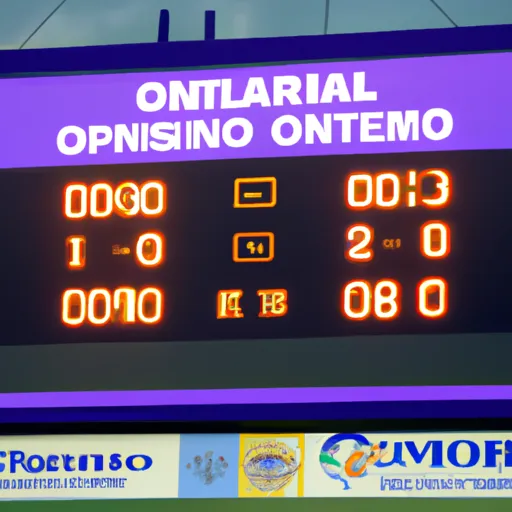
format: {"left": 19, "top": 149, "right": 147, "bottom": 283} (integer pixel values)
{"left": 61, "top": 180, "right": 167, "bottom": 327}
{"left": 63, "top": 180, "right": 166, "bottom": 219}
{"left": 342, "top": 169, "right": 452, "bottom": 322}
{"left": 345, "top": 169, "right": 451, "bottom": 210}
{"left": 61, "top": 287, "right": 163, "bottom": 326}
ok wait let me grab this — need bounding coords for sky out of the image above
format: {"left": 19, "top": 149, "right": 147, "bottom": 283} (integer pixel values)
{"left": 0, "top": 0, "right": 512, "bottom": 50}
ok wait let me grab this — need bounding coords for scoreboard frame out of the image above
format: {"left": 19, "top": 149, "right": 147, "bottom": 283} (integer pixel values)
{"left": 1, "top": 23, "right": 512, "bottom": 75}
{"left": 1, "top": 23, "right": 512, "bottom": 424}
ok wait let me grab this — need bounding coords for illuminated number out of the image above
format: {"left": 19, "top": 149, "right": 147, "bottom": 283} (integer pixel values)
{"left": 420, "top": 221, "right": 450, "bottom": 259}
{"left": 90, "top": 183, "right": 114, "bottom": 218}
{"left": 417, "top": 277, "right": 448, "bottom": 318}
{"left": 64, "top": 181, "right": 167, "bottom": 219}
{"left": 406, "top": 170, "right": 417, "bottom": 207}
{"left": 114, "top": 182, "right": 140, "bottom": 217}
{"left": 136, "top": 232, "right": 164, "bottom": 267}
{"left": 61, "top": 289, "right": 86, "bottom": 326}
{"left": 342, "top": 280, "right": 371, "bottom": 320}
{"left": 346, "top": 224, "right": 374, "bottom": 262}
{"left": 346, "top": 173, "right": 373, "bottom": 210}
{"left": 64, "top": 183, "right": 87, "bottom": 219}
{"left": 113, "top": 287, "right": 137, "bottom": 323}
{"left": 61, "top": 287, "right": 164, "bottom": 326}
{"left": 137, "top": 287, "right": 163, "bottom": 324}
{"left": 345, "top": 169, "right": 451, "bottom": 211}
{"left": 346, "top": 172, "right": 400, "bottom": 210}
{"left": 375, "top": 173, "right": 400, "bottom": 209}
{"left": 87, "top": 288, "right": 111, "bottom": 326}
{"left": 141, "top": 181, "right": 166, "bottom": 216}
{"left": 342, "top": 279, "right": 400, "bottom": 320}
{"left": 420, "top": 169, "right": 451, "bottom": 208}
{"left": 66, "top": 235, "right": 86, "bottom": 269}
{"left": 374, "top": 280, "right": 401, "bottom": 319}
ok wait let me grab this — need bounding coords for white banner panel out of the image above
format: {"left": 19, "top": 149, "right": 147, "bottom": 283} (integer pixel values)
{"left": 304, "top": 432, "right": 512, "bottom": 497}
{"left": 0, "top": 434, "right": 180, "bottom": 500}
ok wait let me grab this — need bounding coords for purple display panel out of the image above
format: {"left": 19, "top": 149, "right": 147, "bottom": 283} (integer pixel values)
{"left": 0, "top": 52, "right": 510, "bottom": 170}
{"left": 1, "top": 45, "right": 512, "bottom": 424}
{"left": 2, "top": 385, "right": 512, "bottom": 408}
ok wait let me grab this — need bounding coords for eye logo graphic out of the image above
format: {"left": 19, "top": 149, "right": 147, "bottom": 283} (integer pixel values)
{"left": 243, "top": 440, "right": 299, "bottom": 494}
{"left": 319, "top": 434, "right": 386, "bottom": 490}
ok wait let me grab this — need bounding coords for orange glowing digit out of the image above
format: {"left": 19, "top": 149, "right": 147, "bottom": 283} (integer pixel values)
{"left": 87, "top": 288, "right": 111, "bottom": 326}
{"left": 137, "top": 287, "right": 163, "bottom": 324}
{"left": 417, "top": 277, "right": 448, "bottom": 318}
{"left": 342, "top": 280, "right": 401, "bottom": 321}
{"left": 113, "top": 287, "right": 137, "bottom": 323}
{"left": 346, "top": 173, "right": 373, "bottom": 210}
{"left": 141, "top": 181, "right": 166, "bottom": 217}
{"left": 64, "top": 181, "right": 167, "bottom": 219}
{"left": 420, "top": 169, "right": 451, "bottom": 208}
{"left": 61, "top": 287, "right": 164, "bottom": 326}
{"left": 346, "top": 172, "right": 403, "bottom": 210}
{"left": 374, "top": 279, "right": 401, "bottom": 320}
{"left": 420, "top": 221, "right": 451, "bottom": 259}
{"left": 342, "top": 280, "right": 372, "bottom": 320}
{"left": 217, "top": 290, "right": 244, "bottom": 319}
{"left": 90, "top": 182, "right": 114, "bottom": 218}
{"left": 66, "top": 235, "right": 86, "bottom": 269}
{"left": 136, "top": 232, "right": 164, "bottom": 267}
{"left": 114, "top": 182, "right": 140, "bottom": 217}
{"left": 346, "top": 224, "right": 374, "bottom": 262}
{"left": 375, "top": 173, "right": 400, "bottom": 209}
{"left": 406, "top": 170, "right": 417, "bottom": 208}
{"left": 61, "top": 289, "right": 86, "bottom": 326}
{"left": 64, "top": 183, "right": 87, "bottom": 219}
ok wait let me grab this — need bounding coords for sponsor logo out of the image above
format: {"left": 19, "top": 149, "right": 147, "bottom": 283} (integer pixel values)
{"left": 0, "top": 451, "right": 153, "bottom": 474}
{"left": 319, "top": 433, "right": 512, "bottom": 490}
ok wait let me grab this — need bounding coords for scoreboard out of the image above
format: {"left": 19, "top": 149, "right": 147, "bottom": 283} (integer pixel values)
{"left": 2, "top": 151, "right": 511, "bottom": 345}
{"left": 0, "top": 47, "right": 512, "bottom": 415}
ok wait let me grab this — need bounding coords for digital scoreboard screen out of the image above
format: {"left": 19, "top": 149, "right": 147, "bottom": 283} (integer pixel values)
{"left": 0, "top": 51, "right": 511, "bottom": 407}
{"left": 2, "top": 153, "right": 509, "bottom": 343}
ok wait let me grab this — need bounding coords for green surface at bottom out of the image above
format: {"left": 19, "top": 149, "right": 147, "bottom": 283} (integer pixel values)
{"left": 1, "top": 498, "right": 509, "bottom": 512}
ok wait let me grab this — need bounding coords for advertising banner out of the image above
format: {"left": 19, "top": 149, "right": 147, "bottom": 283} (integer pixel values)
{"left": 305, "top": 432, "right": 512, "bottom": 497}
{"left": 0, "top": 434, "right": 180, "bottom": 500}
{"left": 1, "top": 431, "right": 511, "bottom": 501}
